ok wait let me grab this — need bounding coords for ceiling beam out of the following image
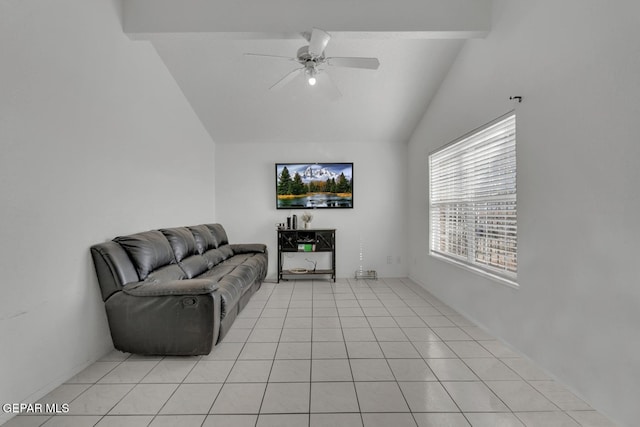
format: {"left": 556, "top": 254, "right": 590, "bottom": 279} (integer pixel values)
{"left": 124, "top": 0, "right": 491, "bottom": 39}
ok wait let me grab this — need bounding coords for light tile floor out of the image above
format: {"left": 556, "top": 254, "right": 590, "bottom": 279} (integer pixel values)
{"left": 3, "top": 278, "right": 618, "bottom": 427}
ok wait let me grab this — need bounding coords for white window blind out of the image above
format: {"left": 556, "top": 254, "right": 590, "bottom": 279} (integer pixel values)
{"left": 429, "top": 113, "right": 517, "bottom": 282}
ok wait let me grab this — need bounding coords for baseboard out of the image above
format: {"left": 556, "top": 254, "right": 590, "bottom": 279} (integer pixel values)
{"left": 407, "top": 273, "right": 427, "bottom": 289}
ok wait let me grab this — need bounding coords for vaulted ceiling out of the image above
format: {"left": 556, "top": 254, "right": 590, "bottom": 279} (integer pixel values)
{"left": 124, "top": 0, "right": 491, "bottom": 144}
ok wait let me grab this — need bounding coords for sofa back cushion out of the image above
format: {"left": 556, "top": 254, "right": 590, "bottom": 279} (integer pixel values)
{"left": 161, "top": 227, "right": 209, "bottom": 278}
{"left": 207, "top": 224, "right": 229, "bottom": 246}
{"left": 114, "top": 230, "right": 175, "bottom": 280}
{"left": 189, "top": 225, "right": 218, "bottom": 254}
{"left": 161, "top": 227, "right": 197, "bottom": 261}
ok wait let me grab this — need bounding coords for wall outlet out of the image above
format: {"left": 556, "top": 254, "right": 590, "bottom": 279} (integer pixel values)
{"left": 387, "top": 256, "right": 392, "bottom": 264}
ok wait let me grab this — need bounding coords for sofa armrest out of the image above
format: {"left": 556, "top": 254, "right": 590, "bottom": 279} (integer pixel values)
{"left": 230, "top": 243, "right": 267, "bottom": 254}
{"left": 123, "top": 278, "right": 219, "bottom": 297}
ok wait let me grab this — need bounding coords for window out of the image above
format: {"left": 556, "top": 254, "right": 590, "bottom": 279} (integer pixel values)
{"left": 429, "top": 113, "right": 517, "bottom": 284}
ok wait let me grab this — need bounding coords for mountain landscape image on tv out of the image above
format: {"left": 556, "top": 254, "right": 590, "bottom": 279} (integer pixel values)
{"left": 276, "top": 163, "right": 353, "bottom": 209}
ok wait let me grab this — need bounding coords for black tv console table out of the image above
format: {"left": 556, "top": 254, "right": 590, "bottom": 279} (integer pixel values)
{"left": 277, "top": 228, "right": 336, "bottom": 283}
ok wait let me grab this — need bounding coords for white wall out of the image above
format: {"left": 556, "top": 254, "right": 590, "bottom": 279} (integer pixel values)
{"left": 215, "top": 141, "right": 408, "bottom": 280}
{"left": 0, "top": 1, "right": 215, "bottom": 423}
{"left": 407, "top": 1, "right": 640, "bottom": 426}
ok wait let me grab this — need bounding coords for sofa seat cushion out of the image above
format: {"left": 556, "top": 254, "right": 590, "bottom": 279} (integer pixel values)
{"left": 146, "top": 264, "right": 186, "bottom": 283}
{"left": 225, "top": 253, "right": 268, "bottom": 280}
{"left": 200, "top": 263, "right": 236, "bottom": 282}
{"left": 224, "top": 264, "right": 258, "bottom": 292}
{"left": 222, "top": 253, "right": 254, "bottom": 266}
{"left": 198, "top": 260, "right": 261, "bottom": 320}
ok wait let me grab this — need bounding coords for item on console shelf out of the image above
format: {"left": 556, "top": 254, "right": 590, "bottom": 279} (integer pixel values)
{"left": 298, "top": 243, "right": 316, "bottom": 252}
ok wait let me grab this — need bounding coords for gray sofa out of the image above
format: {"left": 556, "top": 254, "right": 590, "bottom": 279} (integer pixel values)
{"left": 90, "top": 223, "right": 267, "bottom": 356}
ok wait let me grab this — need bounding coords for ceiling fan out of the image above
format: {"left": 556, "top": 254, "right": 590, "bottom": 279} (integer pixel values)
{"left": 245, "top": 28, "right": 380, "bottom": 91}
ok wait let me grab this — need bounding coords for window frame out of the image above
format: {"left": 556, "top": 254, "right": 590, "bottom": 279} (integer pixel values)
{"left": 428, "top": 112, "right": 518, "bottom": 288}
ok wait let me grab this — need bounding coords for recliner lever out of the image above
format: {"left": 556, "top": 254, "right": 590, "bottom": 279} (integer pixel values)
{"left": 182, "top": 297, "right": 198, "bottom": 308}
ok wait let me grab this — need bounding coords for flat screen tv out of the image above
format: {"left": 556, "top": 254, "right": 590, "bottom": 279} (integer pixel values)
{"left": 276, "top": 162, "right": 353, "bottom": 209}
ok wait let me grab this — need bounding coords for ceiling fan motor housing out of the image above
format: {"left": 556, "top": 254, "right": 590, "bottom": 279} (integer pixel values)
{"left": 297, "top": 46, "right": 324, "bottom": 62}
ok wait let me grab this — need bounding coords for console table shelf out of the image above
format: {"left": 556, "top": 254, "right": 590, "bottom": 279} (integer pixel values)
{"left": 277, "top": 228, "right": 336, "bottom": 282}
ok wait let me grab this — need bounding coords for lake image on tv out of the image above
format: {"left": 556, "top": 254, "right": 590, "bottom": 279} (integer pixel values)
{"left": 276, "top": 163, "right": 353, "bottom": 209}
{"left": 278, "top": 193, "right": 353, "bottom": 208}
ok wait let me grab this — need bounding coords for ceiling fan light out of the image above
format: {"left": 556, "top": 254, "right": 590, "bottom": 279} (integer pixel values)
{"left": 308, "top": 76, "right": 317, "bottom": 86}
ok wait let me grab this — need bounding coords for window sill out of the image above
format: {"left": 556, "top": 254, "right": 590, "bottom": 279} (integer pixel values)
{"left": 429, "top": 252, "right": 519, "bottom": 290}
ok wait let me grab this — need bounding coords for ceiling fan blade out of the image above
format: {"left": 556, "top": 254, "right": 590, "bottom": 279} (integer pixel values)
{"left": 244, "top": 53, "right": 297, "bottom": 62}
{"left": 270, "top": 68, "right": 303, "bottom": 91}
{"left": 308, "top": 28, "right": 331, "bottom": 57}
{"left": 326, "top": 57, "right": 380, "bottom": 70}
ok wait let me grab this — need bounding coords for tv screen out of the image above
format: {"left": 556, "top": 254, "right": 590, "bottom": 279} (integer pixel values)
{"left": 276, "top": 162, "right": 353, "bottom": 209}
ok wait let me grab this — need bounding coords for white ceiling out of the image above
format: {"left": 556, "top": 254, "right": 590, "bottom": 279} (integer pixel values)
{"left": 124, "top": 0, "right": 491, "bottom": 144}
